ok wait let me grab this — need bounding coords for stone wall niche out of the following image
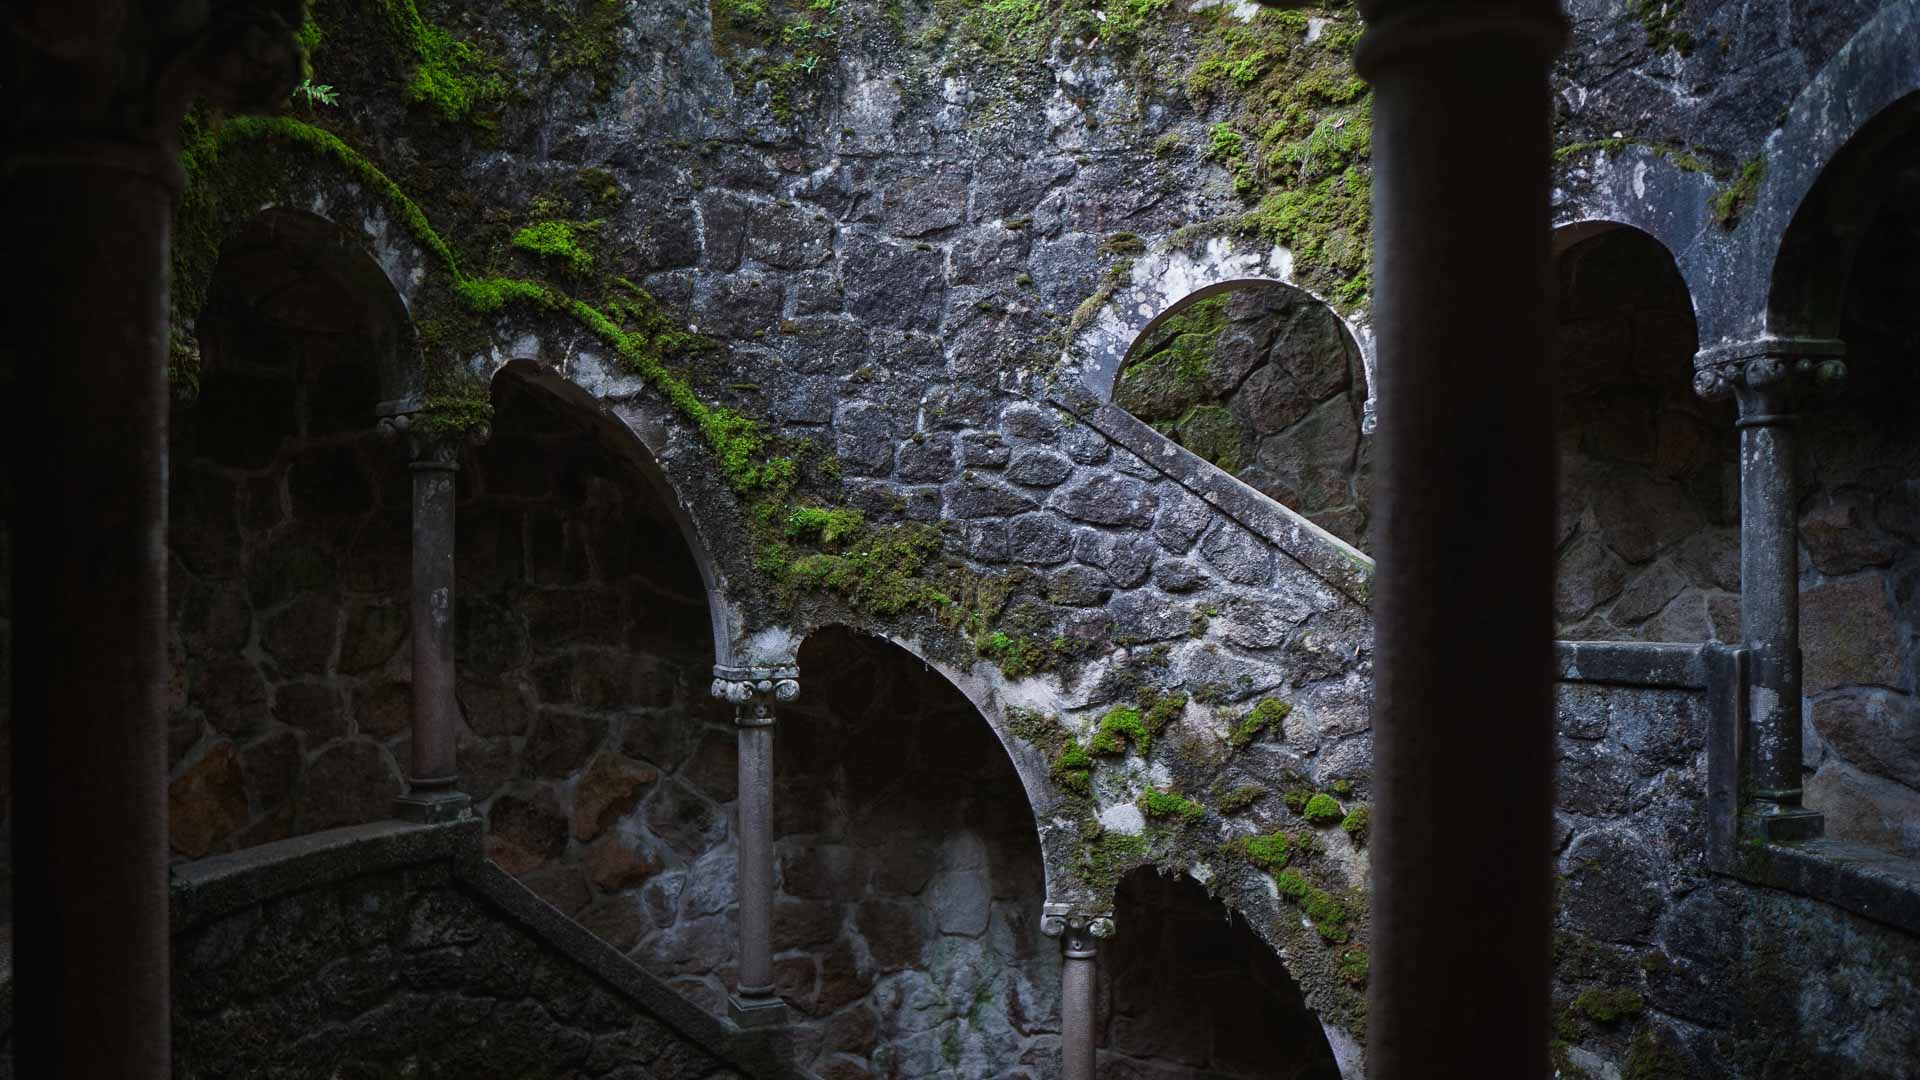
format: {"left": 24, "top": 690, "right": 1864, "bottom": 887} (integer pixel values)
{"left": 1552, "top": 226, "right": 1733, "bottom": 642}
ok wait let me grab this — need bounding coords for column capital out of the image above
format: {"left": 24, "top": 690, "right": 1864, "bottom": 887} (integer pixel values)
{"left": 377, "top": 409, "right": 490, "bottom": 466}
{"left": 1693, "top": 337, "right": 1847, "bottom": 413}
{"left": 712, "top": 664, "right": 800, "bottom": 722}
{"left": 1040, "top": 903, "right": 1115, "bottom": 951}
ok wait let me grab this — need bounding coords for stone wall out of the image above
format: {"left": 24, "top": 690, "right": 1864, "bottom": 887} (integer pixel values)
{"left": 1551, "top": 674, "right": 1920, "bottom": 1077}
{"left": 1553, "top": 228, "right": 1738, "bottom": 643}
{"left": 1102, "top": 868, "right": 1338, "bottom": 1079}
{"left": 1798, "top": 181, "right": 1920, "bottom": 857}
{"left": 1113, "top": 286, "right": 1372, "bottom": 550}
{"left": 166, "top": 298, "right": 411, "bottom": 859}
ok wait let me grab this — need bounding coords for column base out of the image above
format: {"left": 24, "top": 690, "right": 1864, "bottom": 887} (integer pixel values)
{"left": 1744, "top": 805, "right": 1824, "bottom": 843}
{"left": 393, "top": 790, "right": 472, "bottom": 824}
{"left": 728, "top": 993, "right": 789, "bottom": 1028}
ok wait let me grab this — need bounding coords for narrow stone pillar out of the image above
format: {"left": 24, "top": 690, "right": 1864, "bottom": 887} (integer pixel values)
{"left": 5, "top": 6, "right": 300, "bottom": 1075}
{"left": 712, "top": 663, "right": 800, "bottom": 1027}
{"left": 1352, "top": 2, "right": 1567, "bottom": 1076}
{"left": 1694, "top": 338, "right": 1845, "bottom": 841}
{"left": 381, "top": 412, "right": 489, "bottom": 822}
{"left": 7, "top": 135, "right": 180, "bottom": 1080}
{"left": 1043, "top": 906, "right": 1112, "bottom": 1080}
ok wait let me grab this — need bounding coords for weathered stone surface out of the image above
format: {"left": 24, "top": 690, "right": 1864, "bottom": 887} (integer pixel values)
{"left": 1005, "top": 447, "right": 1074, "bottom": 488}
{"left": 1802, "top": 576, "right": 1903, "bottom": 693}
{"left": 1801, "top": 493, "right": 1899, "bottom": 575}
{"left": 196, "top": 657, "right": 273, "bottom": 736}
{"left": 488, "top": 785, "right": 570, "bottom": 876}
{"left": 895, "top": 433, "right": 957, "bottom": 483}
{"left": 842, "top": 234, "right": 945, "bottom": 331}
{"left": 1007, "top": 512, "right": 1074, "bottom": 565}
{"left": 1557, "top": 534, "right": 1629, "bottom": 623}
{"left": 747, "top": 200, "right": 834, "bottom": 269}
{"left": 1806, "top": 760, "right": 1920, "bottom": 858}
{"left": 339, "top": 599, "right": 409, "bottom": 674}
{"left": 170, "top": 741, "right": 252, "bottom": 858}
{"left": 944, "top": 472, "right": 1037, "bottom": 519}
{"left": 1810, "top": 691, "right": 1920, "bottom": 790}
{"left": 528, "top": 709, "right": 609, "bottom": 780}
{"left": 1051, "top": 474, "right": 1158, "bottom": 528}
{"left": 1198, "top": 520, "right": 1274, "bottom": 587}
{"left": 573, "top": 752, "right": 660, "bottom": 841}
{"left": 296, "top": 741, "right": 400, "bottom": 834}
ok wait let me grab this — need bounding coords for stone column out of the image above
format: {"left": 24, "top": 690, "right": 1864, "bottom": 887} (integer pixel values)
{"left": 1694, "top": 338, "right": 1845, "bottom": 841}
{"left": 1352, "top": 1, "right": 1567, "bottom": 1076}
{"left": 1043, "top": 906, "right": 1113, "bottom": 1080}
{"left": 6, "top": 4, "right": 300, "bottom": 1075}
{"left": 381, "top": 412, "right": 489, "bottom": 822}
{"left": 712, "top": 663, "right": 799, "bottom": 1027}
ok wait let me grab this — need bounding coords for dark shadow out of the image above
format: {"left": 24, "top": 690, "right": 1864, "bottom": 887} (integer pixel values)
{"left": 1103, "top": 867, "right": 1339, "bottom": 1079}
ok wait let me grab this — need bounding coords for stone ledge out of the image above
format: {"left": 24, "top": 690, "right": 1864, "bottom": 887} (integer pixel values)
{"left": 170, "top": 817, "right": 482, "bottom": 933}
{"left": 1735, "top": 838, "right": 1920, "bottom": 938}
{"left": 1553, "top": 640, "right": 1710, "bottom": 688}
{"left": 168, "top": 818, "right": 804, "bottom": 1079}
{"left": 1045, "top": 381, "right": 1373, "bottom": 607}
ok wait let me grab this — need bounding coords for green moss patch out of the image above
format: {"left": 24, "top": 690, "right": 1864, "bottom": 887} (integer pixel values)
{"left": 1138, "top": 789, "right": 1207, "bottom": 823}
{"left": 1228, "top": 697, "right": 1291, "bottom": 750}
{"left": 1303, "top": 793, "right": 1343, "bottom": 825}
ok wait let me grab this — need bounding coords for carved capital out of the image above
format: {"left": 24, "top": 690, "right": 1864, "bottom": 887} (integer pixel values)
{"left": 1693, "top": 337, "right": 1847, "bottom": 418}
{"left": 711, "top": 663, "right": 800, "bottom": 724}
{"left": 1040, "top": 903, "right": 1113, "bottom": 954}
{"left": 377, "top": 410, "right": 490, "bottom": 467}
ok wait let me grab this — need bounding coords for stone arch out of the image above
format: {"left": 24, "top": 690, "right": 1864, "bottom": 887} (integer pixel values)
{"left": 1104, "top": 865, "right": 1345, "bottom": 1079}
{"left": 1549, "top": 221, "right": 1733, "bottom": 642}
{"left": 1766, "top": 90, "right": 1920, "bottom": 341}
{"left": 486, "top": 359, "right": 744, "bottom": 675}
{"left": 195, "top": 206, "right": 421, "bottom": 411}
{"left": 1061, "top": 233, "right": 1377, "bottom": 433}
{"left": 777, "top": 625, "right": 1061, "bottom": 1076}
{"left": 1100, "top": 277, "right": 1374, "bottom": 551}
{"left": 167, "top": 207, "right": 434, "bottom": 857}
{"left": 795, "top": 624, "right": 1074, "bottom": 910}
{"left": 1718, "top": 0, "right": 1920, "bottom": 346}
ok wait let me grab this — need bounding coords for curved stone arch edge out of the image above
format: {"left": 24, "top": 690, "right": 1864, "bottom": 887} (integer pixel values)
{"left": 778, "top": 626, "right": 1370, "bottom": 1080}
{"left": 1554, "top": 0, "right": 1920, "bottom": 351}
{"left": 1042, "top": 378, "right": 1373, "bottom": 608}
{"left": 1745, "top": 0, "right": 1920, "bottom": 344}
{"left": 1058, "top": 235, "right": 1380, "bottom": 435}
{"left": 168, "top": 819, "right": 801, "bottom": 1079}
{"left": 477, "top": 354, "right": 750, "bottom": 673}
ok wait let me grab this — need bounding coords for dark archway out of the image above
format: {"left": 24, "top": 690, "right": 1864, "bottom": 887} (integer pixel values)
{"left": 1552, "top": 225, "right": 1733, "bottom": 642}
{"left": 761, "top": 627, "right": 1056, "bottom": 1078}
{"left": 1114, "top": 282, "right": 1372, "bottom": 550}
{"left": 1793, "top": 126, "right": 1920, "bottom": 857}
{"left": 456, "top": 362, "right": 722, "bottom": 921}
{"left": 1768, "top": 92, "right": 1920, "bottom": 342}
{"left": 166, "top": 209, "right": 417, "bottom": 860}
{"left": 1104, "top": 867, "right": 1339, "bottom": 1078}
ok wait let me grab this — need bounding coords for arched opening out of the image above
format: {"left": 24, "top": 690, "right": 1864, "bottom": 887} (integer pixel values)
{"left": 457, "top": 363, "right": 721, "bottom": 919}
{"left": 165, "top": 210, "right": 415, "bottom": 859}
{"left": 1113, "top": 282, "right": 1372, "bottom": 550}
{"left": 1104, "top": 867, "right": 1339, "bottom": 1078}
{"left": 1784, "top": 116, "right": 1920, "bottom": 856}
{"left": 1551, "top": 225, "right": 1732, "bottom": 641}
{"left": 750, "top": 627, "right": 1055, "bottom": 1078}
